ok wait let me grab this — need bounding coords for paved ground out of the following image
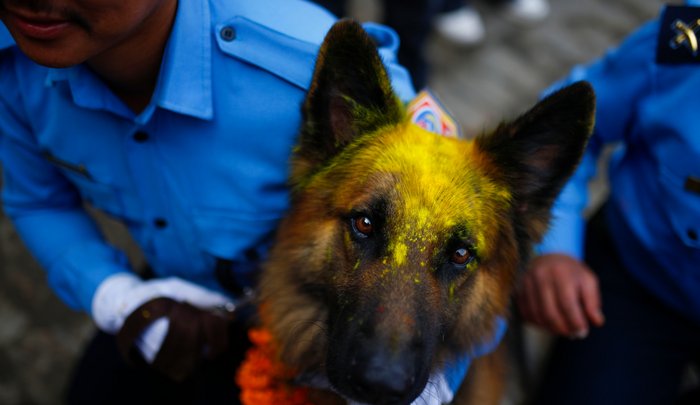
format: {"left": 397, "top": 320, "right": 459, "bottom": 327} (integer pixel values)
{"left": 0, "top": 0, "right": 665, "bottom": 403}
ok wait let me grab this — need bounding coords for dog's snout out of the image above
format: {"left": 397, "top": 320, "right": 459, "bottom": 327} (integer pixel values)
{"left": 347, "top": 345, "right": 419, "bottom": 403}
{"left": 327, "top": 299, "right": 436, "bottom": 404}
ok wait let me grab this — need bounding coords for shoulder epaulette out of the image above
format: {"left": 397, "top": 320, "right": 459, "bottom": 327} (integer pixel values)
{"left": 657, "top": 5, "right": 700, "bottom": 64}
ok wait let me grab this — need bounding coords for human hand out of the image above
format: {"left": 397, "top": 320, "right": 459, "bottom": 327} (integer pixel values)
{"left": 517, "top": 253, "right": 605, "bottom": 338}
{"left": 92, "top": 274, "right": 238, "bottom": 381}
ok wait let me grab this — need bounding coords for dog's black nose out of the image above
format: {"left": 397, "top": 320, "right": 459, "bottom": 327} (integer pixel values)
{"left": 349, "top": 346, "right": 416, "bottom": 403}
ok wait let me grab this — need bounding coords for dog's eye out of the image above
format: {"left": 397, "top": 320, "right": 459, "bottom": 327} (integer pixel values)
{"left": 351, "top": 216, "right": 374, "bottom": 237}
{"left": 451, "top": 246, "right": 475, "bottom": 266}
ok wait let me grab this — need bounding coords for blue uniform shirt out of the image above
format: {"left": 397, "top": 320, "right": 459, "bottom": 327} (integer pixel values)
{"left": 540, "top": 1, "right": 700, "bottom": 322}
{"left": 0, "top": 0, "right": 415, "bottom": 312}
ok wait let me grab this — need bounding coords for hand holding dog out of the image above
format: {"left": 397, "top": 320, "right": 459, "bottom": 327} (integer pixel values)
{"left": 517, "top": 253, "right": 605, "bottom": 338}
{"left": 92, "top": 274, "right": 236, "bottom": 381}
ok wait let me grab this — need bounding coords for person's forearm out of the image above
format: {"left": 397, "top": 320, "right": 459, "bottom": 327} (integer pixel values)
{"left": 9, "top": 208, "right": 131, "bottom": 311}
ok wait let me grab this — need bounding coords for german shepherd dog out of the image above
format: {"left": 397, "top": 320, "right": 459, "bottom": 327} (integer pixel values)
{"left": 257, "top": 20, "right": 594, "bottom": 405}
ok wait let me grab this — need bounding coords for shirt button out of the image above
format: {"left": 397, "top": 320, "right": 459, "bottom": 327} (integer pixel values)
{"left": 220, "top": 26, "right": 236, "bottom": 42}
{"left": 133, "top": 131, "right": 149, "bottom": 142}
{"left": 154, "top": 218, "right": 168, "bottom": 229}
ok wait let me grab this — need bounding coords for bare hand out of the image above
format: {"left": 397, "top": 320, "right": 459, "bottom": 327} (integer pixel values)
{"left": 517, "top": 253, "right": 605, "bottom": 337}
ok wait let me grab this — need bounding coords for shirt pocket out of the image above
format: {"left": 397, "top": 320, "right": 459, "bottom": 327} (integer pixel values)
{"left": 43, "top": 151, "right": 126, "bottom": 218}
{"left": 656, "top": 153, "right": 700, "bottom": 249}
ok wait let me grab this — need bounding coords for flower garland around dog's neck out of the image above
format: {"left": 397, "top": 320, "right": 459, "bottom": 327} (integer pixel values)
{"left": 235, "top": 327, "right": 314, "bottom": 405}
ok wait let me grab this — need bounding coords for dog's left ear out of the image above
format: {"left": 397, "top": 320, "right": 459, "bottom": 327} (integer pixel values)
{"left": 294, "top": 19, "right": 404, "bottom": 180}
{"left": 476, "top": 81, "right": 596, "bottom": 239}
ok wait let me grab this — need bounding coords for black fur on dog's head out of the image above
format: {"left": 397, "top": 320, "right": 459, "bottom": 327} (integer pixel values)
{"left": 259, "top": 19, "right": 595, "bottom": 405}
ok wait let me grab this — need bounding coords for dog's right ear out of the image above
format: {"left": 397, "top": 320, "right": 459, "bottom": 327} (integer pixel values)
{"left": 293, "top": 19, "right": 404, "bottom": 181}
{"left": 475, "top": 81, "right": 595, "bottom": 242}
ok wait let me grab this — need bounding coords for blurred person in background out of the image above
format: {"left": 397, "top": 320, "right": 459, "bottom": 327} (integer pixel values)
{"left": 314, "top": 0, "right": 442, "bottom": 89}
{"left": 517, "top": 1, "right": 700, "bottom": 404}
{"left": 314, "top": 0, "right": 550, "bottom": 89}
{"left": 434, "top": 0, "right": 549, "bottom": 45}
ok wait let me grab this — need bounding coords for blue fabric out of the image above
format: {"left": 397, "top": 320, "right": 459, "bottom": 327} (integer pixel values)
{"left": 536, "top": 207, "right": 700, "bottom": 405}
{"left": 0, "top": 21, "right": 12, "bottom": 49}
{"left": 538, "top": 4, "right": 700, "bottom": 322}
{"left": 443, "top": 316, "right": 508, "bottom": 393}
{"left": 0, "top": 0, "right": 415, "bottom": 312}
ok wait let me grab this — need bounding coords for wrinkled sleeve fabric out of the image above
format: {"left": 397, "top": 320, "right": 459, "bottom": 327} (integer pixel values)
{"left": 0, "top": 53, "right": 131, "bottom": 312}
{"left": 538, "top": 20, "right": 657, "bottom": 259}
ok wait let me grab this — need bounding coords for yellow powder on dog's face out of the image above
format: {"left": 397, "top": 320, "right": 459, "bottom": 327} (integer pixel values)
{"left": 302, "top": 120, "right": 512, "bottom": 274}
{"left": 392, "top": 241, "right": 408, "bottom": 266}
{"left": 363, "top": 123, "right": 512, "bottom": 266}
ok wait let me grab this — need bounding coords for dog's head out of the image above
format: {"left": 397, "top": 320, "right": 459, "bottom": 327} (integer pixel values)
{"left": 260, "top": 20, "right": 594, "bottom": 405}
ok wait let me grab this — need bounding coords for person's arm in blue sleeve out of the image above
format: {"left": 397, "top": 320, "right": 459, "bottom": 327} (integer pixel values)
{"left": 517, "top": 19, "right": 658, "bottom": 337}
{"left": 0, "top": 56, "right": 132, "bottom": 312}
{"left": 539, "top": 20, "right": 657, "bottom": 258}
{"left": 0, "top": 55, "right": 253, "bottom": 377}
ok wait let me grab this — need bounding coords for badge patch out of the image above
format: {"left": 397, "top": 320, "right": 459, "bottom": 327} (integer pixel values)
{"left": 657, "top": 5, "right": 700, "bottom": 64}
{"left": 407, "top": 89, "right": 462, "bottom": 138}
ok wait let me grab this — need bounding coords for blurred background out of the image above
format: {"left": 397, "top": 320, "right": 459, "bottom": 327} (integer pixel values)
{"left": 0, "top": 0, "right": 666, "bottom": 403}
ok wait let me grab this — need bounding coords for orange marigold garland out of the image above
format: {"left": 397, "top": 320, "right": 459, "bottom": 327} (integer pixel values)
{"left": 235, "top": 327, "right": 314, "bottom": 405}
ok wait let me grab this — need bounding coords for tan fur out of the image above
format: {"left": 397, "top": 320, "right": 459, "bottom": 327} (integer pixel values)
{"left": 453, "top": 344, "right": 508, "bottom": 404}
{"left": 254, "top": 19, "right": 594, "bottom": 405}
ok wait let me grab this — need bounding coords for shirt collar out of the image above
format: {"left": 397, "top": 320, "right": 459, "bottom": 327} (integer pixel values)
{"left": 45, "top": 0, "right": 214, "bottom": 122}
{"left": 0, "top": 21, "right": 14, "bottom": 50}
{"left": 154, "top": 0, "right": 213, "bottom": 120}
